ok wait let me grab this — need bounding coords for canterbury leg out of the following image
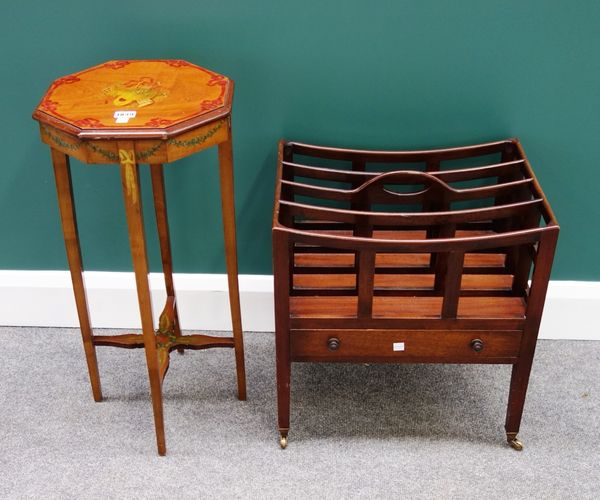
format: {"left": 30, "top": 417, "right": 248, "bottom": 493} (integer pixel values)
{"left": 150, "top": 164, "right": 183, "bottom": 353}
{"left": 505, "top": 229, "right": 559, "bottom": 450}
{"left": 273, "top": 229, "right": 291, "bottom": 447}
{"left": 505, "top": 360, "right": 533, "bottom": 450}
{"left": 50, "top": 148, "right": 102, "bottom": 402}
{"left": 217, "top": 134, "right": 247, "bottom": 400}
{"left": 119, "top": 145, "right": 166, "bottom": 456}
{"left": 275, "top": 327, "right": 291, "bottom": 449}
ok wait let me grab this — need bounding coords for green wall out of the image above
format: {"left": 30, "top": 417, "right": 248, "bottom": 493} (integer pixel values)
{"left": 1, "top": 1, "right": 598, "bottom": 279}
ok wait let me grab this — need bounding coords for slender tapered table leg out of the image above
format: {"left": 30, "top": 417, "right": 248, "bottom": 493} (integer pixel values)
{"left": 118, "top": 144, "right": 166, "bottom": 456}
{"left": 217, "top": 132, "right": 247, "bottom": 401}
{"left": 50, "top": 148, "right": 103, "bottom": 402}
{"left": 150, "top": 164, "right": 183, "bottom": 355}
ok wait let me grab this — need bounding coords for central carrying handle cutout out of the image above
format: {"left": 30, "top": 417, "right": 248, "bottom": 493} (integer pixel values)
{"left": 354, "top": 170, "right": 454, "bottom": 205}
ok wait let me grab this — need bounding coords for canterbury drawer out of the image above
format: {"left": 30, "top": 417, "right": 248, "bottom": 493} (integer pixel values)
{"left": 290, "top": 329, "right": 522, "bottom": 363}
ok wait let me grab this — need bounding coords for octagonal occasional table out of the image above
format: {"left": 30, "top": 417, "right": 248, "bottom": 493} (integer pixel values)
{"left": 32, "top": 59, "right": 246, "bottom": 455}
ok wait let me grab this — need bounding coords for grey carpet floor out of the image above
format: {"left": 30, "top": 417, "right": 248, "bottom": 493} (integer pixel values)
{"left": 0, "top": 327, "right": 598, "bottom": 499}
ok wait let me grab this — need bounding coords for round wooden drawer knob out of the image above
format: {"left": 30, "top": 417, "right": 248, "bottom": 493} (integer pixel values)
{"left": 327, "top": 338, "right": 340, "bottom": 351}
{"left": 470, "top": 339, "right": 484, "bottom": 352}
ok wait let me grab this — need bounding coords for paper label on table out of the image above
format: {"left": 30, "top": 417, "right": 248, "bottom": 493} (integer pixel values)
{"left": 114, "top": 110, "right": 136, "bottom": 123}
{"left": 393, "top": 342, "right": 405, "bottom": 351}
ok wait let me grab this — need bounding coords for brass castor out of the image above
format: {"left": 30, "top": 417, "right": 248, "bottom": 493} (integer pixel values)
{"left": 509, "top": 438, "right": 524, "bottom": 451}
{"left": 506, "top": 432, "right": 524, "bottom": 451}
{"left": 279, "top": 432, "right": 288, "bottom": 449}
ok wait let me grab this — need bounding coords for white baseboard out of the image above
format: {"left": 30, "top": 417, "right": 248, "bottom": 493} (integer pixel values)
{"left": 0, "top": 271, "right": 274, "bottom": 332}
{"left": 0, "top": 271, "right": 598, "bottom": 340}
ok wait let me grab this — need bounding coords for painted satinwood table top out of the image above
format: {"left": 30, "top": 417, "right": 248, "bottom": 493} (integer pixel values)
{"left": 33, "top": 60, "right": 233, "bottom": 140}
